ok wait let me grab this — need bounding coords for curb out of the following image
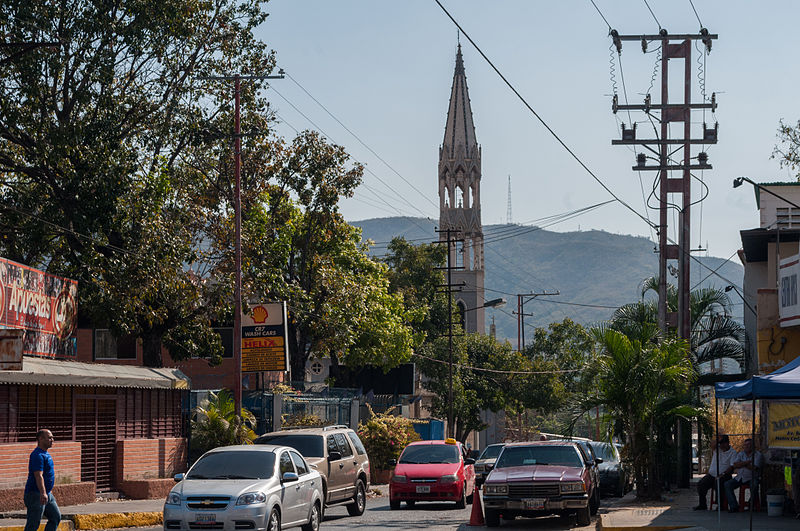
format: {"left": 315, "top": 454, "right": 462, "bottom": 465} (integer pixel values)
{"left": 0, "top": 512, "right": 163, "bottom": 531}
{"left": 599, "top": 514, "right": 693, "bottom": 531}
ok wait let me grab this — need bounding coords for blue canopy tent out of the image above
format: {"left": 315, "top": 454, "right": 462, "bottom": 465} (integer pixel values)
{"left": 713, "top": 354, "right": 800, "bottom": 528}
{"left": 716, "top": 355, "right": 800, "bottom": 399}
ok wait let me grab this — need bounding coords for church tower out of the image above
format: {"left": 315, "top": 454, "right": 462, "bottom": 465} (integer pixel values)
{"left": 439, "top": 44, "right": 485, "bottom": 334}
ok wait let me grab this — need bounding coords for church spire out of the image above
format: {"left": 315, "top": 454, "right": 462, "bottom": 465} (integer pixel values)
{"left": 442, "top": 44, "right": 478, "bottom": 159}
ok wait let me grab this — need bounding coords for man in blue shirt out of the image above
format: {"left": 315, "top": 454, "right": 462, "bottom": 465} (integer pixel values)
{"left": 24, "top": 429, "right": 61, "bottom": 531}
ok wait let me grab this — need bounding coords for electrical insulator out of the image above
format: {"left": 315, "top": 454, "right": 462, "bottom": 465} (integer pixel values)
{"left": 610, "top": 29, "right": 622, "bottom": 53}
{"left": 637, "top": 153, "right": 647, "bottom": 167}
{"left": 641, "top": 37, "right": 648, "bottom": 53}
{"left": 698, "top": 152, "right": 709, "bottom": 165}
{"left": 612, "top": 94, "right": 618, "bottom": 114}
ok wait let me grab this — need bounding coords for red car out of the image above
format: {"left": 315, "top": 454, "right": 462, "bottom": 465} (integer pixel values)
{"left": 389, "top": 438, "right": 476, "bottom": 509}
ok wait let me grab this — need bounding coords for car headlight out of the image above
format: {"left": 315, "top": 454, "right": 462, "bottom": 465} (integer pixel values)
{"left": 165, "top": 492, "right": 181, "bottom": 506}
{"left": 560, "top": 482, "right": 586, "bottom": 493}
{"left": 391, "top": 474, "right": 407, "bottom": 483}
{"left": 440, "top": 474, "right": 458, "bottom": 484}
{"left": 236, "top": 491, "right": 267, "bottom": 505}
{"left": 484, "top": 484, "right": 508, "bottom": 495}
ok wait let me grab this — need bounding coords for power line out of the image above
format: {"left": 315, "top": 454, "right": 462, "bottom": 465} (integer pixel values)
{"left": 688, "top": 0, "right": 704, "bottom": 27}
{"left": 286, "top": 73, "right": 439, "bottom": 212}
{"left": 642, "top": 0, "right": 662, "bottom": 29}
{"left": 413, "top": 352, "right": 586, "bottom": 375}
{"left": 588, "top": 0, "right": 612, "bottom": 29}
{"left": 432, "top": 0, "right": 656, "bottom": 232}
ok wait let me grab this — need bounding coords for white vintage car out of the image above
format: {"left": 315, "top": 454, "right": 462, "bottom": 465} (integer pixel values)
{"left": 164, "top": 445, "right": 323, "bottom": 531}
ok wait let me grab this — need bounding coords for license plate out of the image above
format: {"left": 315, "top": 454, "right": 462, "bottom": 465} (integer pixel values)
{"left": 416, "top": 485, "right": 431, "bottom": 493}
{"left": 195, "top": 514, "right": 216, "bottom": 523}
{"left": 523, "top": 498, "right": 546, "bottom": 510}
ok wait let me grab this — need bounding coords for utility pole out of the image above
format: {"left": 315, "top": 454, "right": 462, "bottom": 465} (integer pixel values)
{"left": 435, "top": 228, "right": 465, "bottom": 439}
{"left": 610, "top": 28, "right": 717, "bottom": 489}
{"left": 201, "top": 70, "right": 285, "bottom": 415}
{"left": 513, "top": 291, "right": 559, "bottom": 351}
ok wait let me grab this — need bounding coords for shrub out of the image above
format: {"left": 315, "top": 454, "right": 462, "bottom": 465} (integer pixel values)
{"left": 191, "top": 389, "right": 256, "bottom": 461}
{"left": 281, "top": 412, "right": 326, "bottom": 427}
{"left": 357, "top": 405, "right": 420, "bottom": 470}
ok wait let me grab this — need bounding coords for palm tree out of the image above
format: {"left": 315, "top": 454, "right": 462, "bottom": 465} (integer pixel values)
{"left": 637, "top": 277, "right": 746, "bottom": 373}
{"left": 191, "top": 389, "right": 257, "bottom": 460}
{"left": 586, "top": 326, "right": 696, "bottom": 499}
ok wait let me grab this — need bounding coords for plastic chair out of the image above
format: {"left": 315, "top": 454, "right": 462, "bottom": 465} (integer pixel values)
{"left": 710, "top": 483, "right": 728, "bottom": 511}
{"left": 738, "top": 483, "right": 761, "bottom": 512}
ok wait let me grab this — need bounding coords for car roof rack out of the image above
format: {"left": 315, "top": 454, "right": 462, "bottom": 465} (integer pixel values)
{"left": 322, "top": 425, "right": 349, "bottom": 431}
{"left": 278, "top": 424, "right": 350, "bottom": 431}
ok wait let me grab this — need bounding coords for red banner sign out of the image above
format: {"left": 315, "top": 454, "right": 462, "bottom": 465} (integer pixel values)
{"left": 0, "top": 258, "right": 78, "bottom": 358}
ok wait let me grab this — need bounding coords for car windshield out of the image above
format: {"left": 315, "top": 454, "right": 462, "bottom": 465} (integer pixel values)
{"left": 479, "top": 445, "right": 504, "bottom": 460}
{"left": 256, "top": 434, "right": 324, "bottom": 458}
{"left": 589, "top": 442, "right": 618, "bottom": 463}
{"left": 496, "top": 445, "right": 583, "bottom": 468}
{"left": 186, "top": 451, "right": 275, "bottom": 480}
{"left": 399, "top": 444, "right": 460, "bottom": 464}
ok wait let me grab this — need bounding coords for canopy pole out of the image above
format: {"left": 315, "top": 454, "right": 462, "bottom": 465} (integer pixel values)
{"left": 716, "top": 395, "right": 720, "bottom": 529}
{"left": 750, "top": 398, "right": 755, "bottom": 531}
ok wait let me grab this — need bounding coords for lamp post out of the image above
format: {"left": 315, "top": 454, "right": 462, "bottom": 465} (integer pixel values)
{"left": 733, "top": 176, "right": 800, "bottom": 209}
{"left": 446, "top": 297, "right": 506, "bottom": 439}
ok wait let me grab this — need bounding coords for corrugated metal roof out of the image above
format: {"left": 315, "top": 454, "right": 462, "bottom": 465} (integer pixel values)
{"left": 0, "top": 356, "right": 190, "bottom": 389}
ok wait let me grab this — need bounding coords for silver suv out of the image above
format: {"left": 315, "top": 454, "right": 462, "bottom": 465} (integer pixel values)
{"left": 255, "top": 425, "right": 369, "bottom": 516}
{"left": 164, "top": 444, "right": 323, "bottom": 531}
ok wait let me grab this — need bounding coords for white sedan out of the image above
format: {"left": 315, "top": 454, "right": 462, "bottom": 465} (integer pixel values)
{"left": 164, "top": 444, "right": 323, "bottom": 531}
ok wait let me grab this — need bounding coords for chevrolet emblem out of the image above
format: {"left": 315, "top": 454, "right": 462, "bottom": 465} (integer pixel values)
{"left": 201, "top": 499, "right": 212, "bottom": 506}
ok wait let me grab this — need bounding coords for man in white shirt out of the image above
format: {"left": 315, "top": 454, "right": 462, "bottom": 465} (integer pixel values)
{"left": 723, "top": 438, "right": 762, "bottom": 512}
{"left": 694, "top": 434, "right": 738, "bottom": 510}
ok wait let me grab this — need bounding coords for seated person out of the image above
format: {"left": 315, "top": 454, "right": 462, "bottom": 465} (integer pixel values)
{"left": 723, "top": 438, "right": 762, "bottom": 512}
{"left": 694, "top": 434, "right": 737, "bottom": 510}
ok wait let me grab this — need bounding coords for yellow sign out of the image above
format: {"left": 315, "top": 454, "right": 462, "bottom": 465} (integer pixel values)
{"left": 767, "top": 402, "right": 800, "bottom": 449}
{"left": 240, "top": 302, "right": 289, "bottom": 373}
{"left": 242, "top": 336, "right": 286, "bottom": 372}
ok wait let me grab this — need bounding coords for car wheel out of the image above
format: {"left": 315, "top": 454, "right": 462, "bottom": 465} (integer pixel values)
{"left": 406, "top": 500, "right": 415, "bottom": 508}
{"left": 576, "top": 506, "right": 591, "bottom": 526}
{"left": 455, "top": 485, "right": 467, "bottom": 509}
{"left": 267, "top": 507, "right": 281, "bottom": 531}
{"left": 590, "top": 489, "right": 600, "bottom": 516}
{"left": 485, "top": 508, "right": 500, "bottom": 527}
{"left": 346, "top": 480, "right": 366, "bottom": 516}
{"left": 389, "top": 499, "right": 401, "bottom": 510}
{"left": 301, "top": 502, "right": 320, "bottom": 531}
{"left": 502, "top": 514, "right": 516, "bottom": 521}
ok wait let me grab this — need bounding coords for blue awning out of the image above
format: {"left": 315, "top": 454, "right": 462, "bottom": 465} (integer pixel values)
{"left": 715, "top": 355, "right": 800, "bottom": 400}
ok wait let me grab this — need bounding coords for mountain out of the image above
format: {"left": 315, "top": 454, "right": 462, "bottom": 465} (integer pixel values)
{"left": 352, "top": 217, "right": 745, "bottom": 344}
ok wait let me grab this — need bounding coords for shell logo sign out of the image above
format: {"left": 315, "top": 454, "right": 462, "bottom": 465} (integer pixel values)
{"left": 241, "top": 302, "right": 288, "bottom": 372}
{"left": 0, "top": 257, "right": 78, "bottom": 358}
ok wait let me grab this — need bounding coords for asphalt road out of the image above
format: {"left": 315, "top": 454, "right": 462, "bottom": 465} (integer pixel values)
{"left": 131, "top": 496, "right": 599, "bottom": 531}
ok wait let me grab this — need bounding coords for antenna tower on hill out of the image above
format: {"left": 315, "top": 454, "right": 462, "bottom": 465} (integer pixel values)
{"left": 506, "top": 175, "right": 512, "bottom": 224}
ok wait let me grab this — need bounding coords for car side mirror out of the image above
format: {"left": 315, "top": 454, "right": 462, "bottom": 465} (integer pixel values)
{"left": 388, "top": 458, "right": 397, "bottom": 467}
{"left": 595, "top": 458, "right": 604, "bottom": 465}
{"left": 173, "top": 473, "right": 185, "bottom": 483}
{"left": 282, "top": 472, "right": 299, "bottom": 483}
{"left": 328, "top": 451, "right": 342, "bottom": 462}
{"left": 465, "top": 458, "right": 475, "bottom": 465}
{"left": 485, "top": 463, "right": 494, "bottom": 471}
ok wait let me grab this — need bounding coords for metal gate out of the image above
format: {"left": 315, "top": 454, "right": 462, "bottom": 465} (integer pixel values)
{"left": 76, "top": 396, "right": 117, "bottom": 491}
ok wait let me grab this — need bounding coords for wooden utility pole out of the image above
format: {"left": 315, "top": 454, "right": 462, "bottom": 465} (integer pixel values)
{"left": 513, "top": 291, "right": 559, "bottom": 351}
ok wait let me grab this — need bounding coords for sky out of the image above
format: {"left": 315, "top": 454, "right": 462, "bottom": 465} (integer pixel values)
{"left": 255, "top": 0, "right": 800, "bottom": 263}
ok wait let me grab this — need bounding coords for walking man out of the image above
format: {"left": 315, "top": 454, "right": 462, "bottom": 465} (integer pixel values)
{"left": 723, "top": 438, "right": 762, "bottom": 512}
{"left": 24, "top": 429, "right": 61, "bottom": 531}
{"left": 694, "top": 434, "right": 737, "bottom": 510}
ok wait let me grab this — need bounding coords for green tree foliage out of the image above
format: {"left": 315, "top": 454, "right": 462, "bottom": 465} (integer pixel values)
{"left": 191, "top": 389, "right": 257, "bottom": 461}
{"left": 585, "top": 325, "right": 697, "bottom": 499}
{"left": 358, "top": 405, "right": 421, "bottom": 471}
{"left": 0, "top": 0, "right": 275, "bottom": 366}
{"left": 417, "top": 333, "right": 564, "bottom": 443}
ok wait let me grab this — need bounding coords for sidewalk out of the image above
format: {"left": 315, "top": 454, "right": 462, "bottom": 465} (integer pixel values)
{"left": 0, "top": 499, "right": 164, "bottom": 531}
{"left": 599, "top": 487, "right": 799, "bottom": 531}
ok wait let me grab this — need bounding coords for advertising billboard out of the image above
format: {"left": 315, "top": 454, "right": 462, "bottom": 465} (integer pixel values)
{"left": 0, "top": 257, "right": 78, "bottom": 358}
{"left": 241, "top": 302, "right": 289, "bottom": 372}
{"left": 767, "top": 401, "right": 800, "bottom": 449}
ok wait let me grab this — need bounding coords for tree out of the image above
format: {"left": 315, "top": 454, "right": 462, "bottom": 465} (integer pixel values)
{"left": 0, "top": 0, "right": 276, "bottom": 366}
{"left": 417, "top": 333, "right": 563, "bottom": 442}
{"left": 191, "top": 389, "right": 257, "bottom": 461}
{"left": 585, "top": 326, "right": 696, "bottom": 499}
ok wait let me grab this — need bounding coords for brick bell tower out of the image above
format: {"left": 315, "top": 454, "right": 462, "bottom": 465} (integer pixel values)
{"left": 439, "top": 44, "right": 485, "bottom": 334}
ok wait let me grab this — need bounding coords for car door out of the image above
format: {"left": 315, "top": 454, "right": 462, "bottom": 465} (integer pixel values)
{"left": 279, "top": 450, "right": 303, "bottom": 525}
{"left": 290, "top": 450, "right": 315, "bottom": 516}
{"left": 326, "top": 434, "right": 346, "bottom": 502}
{"left": 333, "top": 432, "right": 357, "bottom": 498}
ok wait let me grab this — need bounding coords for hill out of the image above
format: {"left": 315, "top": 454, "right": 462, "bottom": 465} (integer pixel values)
{"left": 352, "top": 217, "right": 744, "bottom": 344}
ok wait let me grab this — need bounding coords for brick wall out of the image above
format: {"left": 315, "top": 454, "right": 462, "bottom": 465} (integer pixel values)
{"left": 116, "top": 438, "right": 187, "bottom": 483}
{"left": 0, "top": 442, "right": 81, "bottom": 490}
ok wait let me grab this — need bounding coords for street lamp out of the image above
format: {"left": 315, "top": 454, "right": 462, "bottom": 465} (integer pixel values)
{"left": 733, "top": 176, "right": 800, "bottom": 210}
{"left": 446, "top": 297, "right": 506, "bottom": 439}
